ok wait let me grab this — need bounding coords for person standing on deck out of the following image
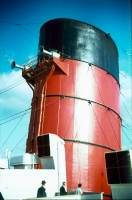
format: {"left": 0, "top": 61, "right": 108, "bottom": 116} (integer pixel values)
{"left": 37, "top": 180, "right": 47, "bottom": 198}
{"left": 60, "top": 182, "right": 68, "bottom": 195}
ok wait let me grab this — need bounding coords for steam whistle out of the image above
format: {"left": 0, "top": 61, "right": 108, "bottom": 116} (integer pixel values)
{"left": 11, "top": 61, "right": 24, "bottom": 70}
{"left": 38, "top": 46, "right": 60, "bottom": 58}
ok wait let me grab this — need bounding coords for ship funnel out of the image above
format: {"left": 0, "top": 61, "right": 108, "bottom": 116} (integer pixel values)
{"left": 11, "top": 61, "right": 24, "bottom": 70}
{"left": 38, "top": 46, "right": 60, "bottom": 58}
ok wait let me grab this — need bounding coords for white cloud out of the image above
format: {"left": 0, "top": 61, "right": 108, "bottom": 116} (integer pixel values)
{"left": 119, "top": 70, "right": 132, "bottom": 148}
{"left": 122, "top": 145, "right": 132, "bottom": 150}
{"left": 120, "top": 70, "right": 132, "bottom": 100}
{"left": 119, "top": 55, "right": 131, "bottom": 74}
{"left": 0, "top": 71, "right": 32, "bottom": 157}
{"left": 0, "top": 70, "right": 32, "bottom": 113}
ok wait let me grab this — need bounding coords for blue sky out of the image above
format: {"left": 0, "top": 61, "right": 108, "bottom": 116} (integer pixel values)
{"left": 0, "top": 0, "right": 131, "bottom": 158}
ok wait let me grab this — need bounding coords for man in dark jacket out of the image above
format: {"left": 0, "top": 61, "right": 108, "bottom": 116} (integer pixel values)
{"left": 60, "top": 182, "right": 68, "bottom": 196}
{"left": 0, "top": 192, "right": 4, "bottom": 200}
{"left": 37, "top": 180, "right": 47, "bottom": 198}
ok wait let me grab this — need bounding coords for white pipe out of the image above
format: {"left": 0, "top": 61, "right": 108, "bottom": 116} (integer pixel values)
{"left": 44, "top": 49, "right": 60, "bottom": 58}
{"left": 57, "top": 140, "right": 60, "bottom": 192}
{"left": 8, "top": 151, "right": 11, "bottom": 169}
{"left": 57, "top": 139, "right": 66, "bottom": 192}
{"left": 5, "top": 149, "right": 8, "bottom": 169}
{"left": 43, "top": 49, "right": 52, "bottom": 56}
{"left": 32, "top": 153, "right": 35, "bottom": 169}
{"left": 39, "top": 46, "right": 60, "bottom": 58}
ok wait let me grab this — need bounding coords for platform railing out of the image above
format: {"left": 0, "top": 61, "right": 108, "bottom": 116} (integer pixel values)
{"left": 22, "top": 55, "right": 38, "bottom": 69}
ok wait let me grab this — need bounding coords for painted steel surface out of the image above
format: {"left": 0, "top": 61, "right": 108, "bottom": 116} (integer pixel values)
{"left": 25, "top": 18, "right": 121, "bottom": 196}
{"left": 41, "top": 60, "right": 121, "bottom": 193}
{"left": 26, "top": 58, "right": 121, "bottom": 194}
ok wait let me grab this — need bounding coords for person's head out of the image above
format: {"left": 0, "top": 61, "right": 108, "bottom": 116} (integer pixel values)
{"left": 41, "top": 180, "right": 46, "bottom": 186}
{"left": 62, "top": 182, "right": 66, "bottom": 186}
{"left": 78, "top": 183, "right": 82, "bottom": 188}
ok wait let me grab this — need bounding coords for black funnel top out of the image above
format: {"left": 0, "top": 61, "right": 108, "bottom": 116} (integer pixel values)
{"left": 39, "top": 18, "right": 119, "bottom": 82}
